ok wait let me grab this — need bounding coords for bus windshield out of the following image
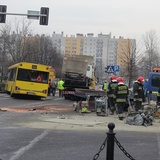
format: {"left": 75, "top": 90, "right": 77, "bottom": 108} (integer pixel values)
{"left": 17, "top": 68, "right": 48, "bottom": 83}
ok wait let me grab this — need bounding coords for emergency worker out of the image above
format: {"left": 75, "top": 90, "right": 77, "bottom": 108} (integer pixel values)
{"left": 102, "top": 80, "right": 108, "bottom": 91}
{"left": 57, "top": 79, "right": 64, "bottom": 97}
{"left": 107, "top": 75, "right": 118, "bottom": 114}
{"left": 133, "top": 76, "right": 145, "bottom": 111}
{"left": 142, "top": 79, "right": 148, "bottom": 100}
{"left": 114, "top": 77, "right": 129, "bottom": 120}
{"left": 157, "top": 87, "right": 160, "bottom": 105}
{"left": 48, "top": 79, "right": 51, "bottom": 96}
{"left": 51, "top": 79, "right": 57, "bottom": 96}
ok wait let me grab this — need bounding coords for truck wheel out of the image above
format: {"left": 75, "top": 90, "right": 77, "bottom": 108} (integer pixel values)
{"left": 64, "top": 95, "right": 69, "bottom": 100}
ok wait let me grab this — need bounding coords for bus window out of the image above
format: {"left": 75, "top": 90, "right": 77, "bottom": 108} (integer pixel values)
{"left": 17, "top": 68, "right": 48, "bottom": 83}
{"left": 8, "top": 68, "right": 16, "bottom": 81}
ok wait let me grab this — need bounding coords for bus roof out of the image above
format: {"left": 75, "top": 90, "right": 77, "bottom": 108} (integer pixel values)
{"left": 8, "top": 62, "right": 50, "bottom": 72}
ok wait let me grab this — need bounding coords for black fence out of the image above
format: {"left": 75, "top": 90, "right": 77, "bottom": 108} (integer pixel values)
{"left": 93, "top": 123, "right": 135, "bottom": 160}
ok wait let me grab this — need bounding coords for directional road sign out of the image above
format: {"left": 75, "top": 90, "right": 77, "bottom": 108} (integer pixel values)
{"left": 105, "top": 65, "right": 120, "bottom": 73}
{"left": 27, "top": 10, "right": 39, "bottom": 20}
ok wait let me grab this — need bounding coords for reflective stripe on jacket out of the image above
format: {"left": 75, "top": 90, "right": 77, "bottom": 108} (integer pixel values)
{"left": 107, "top": 81, "right": 118, "bottom": 97}
{"left": 114, "top": 84, "right": 129, "bottom": 103}
{"left": 133, "top": 81, "right": 144, "bottom": 102}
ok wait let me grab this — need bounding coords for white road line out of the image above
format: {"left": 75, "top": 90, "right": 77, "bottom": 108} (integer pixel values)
{"left": 9, "top": 130, "right": 49, "bottom": 160}
{"left": 0, "top": 97, "right": 9, "bottom": 100}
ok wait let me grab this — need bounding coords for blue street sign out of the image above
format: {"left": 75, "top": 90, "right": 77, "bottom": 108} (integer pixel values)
{"left": 114, "top": 65, "right": 120, "bottom": 72}
{"left": 106, "top": 66, "right": 114, "bottom": 73}
{"left": 105, "top": 65, "right": 120, "bottom": 73}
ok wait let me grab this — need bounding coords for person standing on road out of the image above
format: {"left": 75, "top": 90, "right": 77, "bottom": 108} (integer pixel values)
{"left": 51, "top": 80, "right": 57, "bottom": 96}
{"left": 133, "top": 76, "right": 145, "bottom": 111}
{"left": 114, "top": 77, "right": 129, "bottom": 120}
{"left": 48, "top": 79, "right": 51, "bottom": 96}
{"left": 57, "top": 79, "right": 64, "bottom": 97}
{"left": 157, "top": 87, "right": 160, "bottom": 106}
{"left": 102, "top": 80, "right": 108, "bottom": 91}
{"left": 107, "top": 75, "right": 118, "bottom": 115}
{"left": 142, "top": 79, "right": 148, "bottom": 101}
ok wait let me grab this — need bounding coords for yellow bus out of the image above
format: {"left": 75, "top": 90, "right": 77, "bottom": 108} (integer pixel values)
{"left": 5, "top": 62, "right": 50, "bottom": 99}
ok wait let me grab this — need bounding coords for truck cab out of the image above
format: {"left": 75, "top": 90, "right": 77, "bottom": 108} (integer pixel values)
{"left": 147, "top": 68, "right": 160, "bottom": 103}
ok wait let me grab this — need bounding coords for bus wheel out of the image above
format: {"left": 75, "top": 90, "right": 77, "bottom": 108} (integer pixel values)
{"left": 11, "top": 93, "right": 14, "bottom": 97}
{"left": 10, "top": 92, "right": 15, "bottom": 97}
{"left": 35, "top": 97, "right": 41, "bottom": 100}
{"left": 6, "top": 91, "right": 10, "bottom": 95}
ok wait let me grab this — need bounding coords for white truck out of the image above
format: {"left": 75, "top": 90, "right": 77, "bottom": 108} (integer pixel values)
{"left": 62, "top": 55, "right": 95, "bottom": 100}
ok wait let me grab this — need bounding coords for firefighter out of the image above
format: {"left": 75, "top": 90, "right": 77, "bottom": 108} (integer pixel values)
{"left": 107, "top": 75, "right": 118, "bottom": 114}
{"left": 114, "top": 77, "right": 129, "bottom": 120}
{"left": 133, "top": 76, "right": 145, "bottom": 111}
{"left": 157, "top": 87, "right": 160, "bottom": 105}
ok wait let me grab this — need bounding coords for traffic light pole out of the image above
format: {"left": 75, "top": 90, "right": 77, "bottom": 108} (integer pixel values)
{"left": 0, "top": 12, "right": 47, "bottom": 17}
{"left": 0, "top": 5, "right": 49, "bottom": 25}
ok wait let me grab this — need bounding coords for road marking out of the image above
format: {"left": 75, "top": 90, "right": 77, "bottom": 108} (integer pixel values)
{"left": 9, "top": 130, "right": 49, "bottom": 160}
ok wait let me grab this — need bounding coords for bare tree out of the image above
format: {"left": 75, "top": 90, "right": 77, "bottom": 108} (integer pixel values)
{"left": 117, "top": 39, "right": 139, "bottom": 88}
{"left": 0, "top": 18, "right": 63, "bottom": 79}
{"left": 0, "top": 23, "right": 11, "bottom": 82}
{"left": 139, "top": 30, "right": 160, "bottom": 78}
{"left": 7, "top": 18, "right": 32, "bottom": 63}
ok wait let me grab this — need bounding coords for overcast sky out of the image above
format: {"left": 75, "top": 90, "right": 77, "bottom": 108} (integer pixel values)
{"left": 1, "top": 0, "right": 160, "bottom": 40}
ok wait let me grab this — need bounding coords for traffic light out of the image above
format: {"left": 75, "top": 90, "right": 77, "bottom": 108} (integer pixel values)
{"left": 0, "top": 5, "right": 7, "bottom": 23}
{"left": 39, "top": 7, "right": 49, "bottom": 25}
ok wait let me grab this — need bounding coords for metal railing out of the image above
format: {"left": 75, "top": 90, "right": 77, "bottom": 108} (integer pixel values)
{"left": 93, "top": 122, "right": 135, "bottom": 160}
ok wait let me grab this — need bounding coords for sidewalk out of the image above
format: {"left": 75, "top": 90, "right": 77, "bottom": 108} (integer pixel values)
{"left": 21, "top": 111, "right": 160, "bottom": 133}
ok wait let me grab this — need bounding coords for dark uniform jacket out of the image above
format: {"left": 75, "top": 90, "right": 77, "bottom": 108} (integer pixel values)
{"left": 114, "top": 83, "right": 129, "bottom": 102}
{"left": 133, "top": 81, "right": 144, "bottom": 102}
{"left": 107, "top": 81, "right": 118, "bottom": 97}
{"left": 157, "top": 88, "right": 160, "bottom": 103}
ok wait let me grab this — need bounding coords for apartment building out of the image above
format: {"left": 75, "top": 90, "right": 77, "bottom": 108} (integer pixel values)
{"left": 64, "top": 34, "right": 84, "bottom": 56}
{"left": 52, "top": 32, "right": 65, "bottom": 54}
{"left": 51, "top": 32, "right": 136, "bottom": 83}
{"left": 107, "top": 36, "right": 118, "bottom": 66}
{"left": 117, "top": 37, "right": 136, "bottom": 76}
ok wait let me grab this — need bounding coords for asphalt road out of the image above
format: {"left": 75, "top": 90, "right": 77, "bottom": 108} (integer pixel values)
{"left": 0, "top": 125, "right": 160, "bottom": 160}
{"left": 0, "top": 93, "right": 160, "bottom": 160}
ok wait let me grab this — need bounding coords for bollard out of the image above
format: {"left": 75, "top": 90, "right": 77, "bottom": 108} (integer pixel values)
{"left": 106, "top": 123, "right": 116, "bottom": 160}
